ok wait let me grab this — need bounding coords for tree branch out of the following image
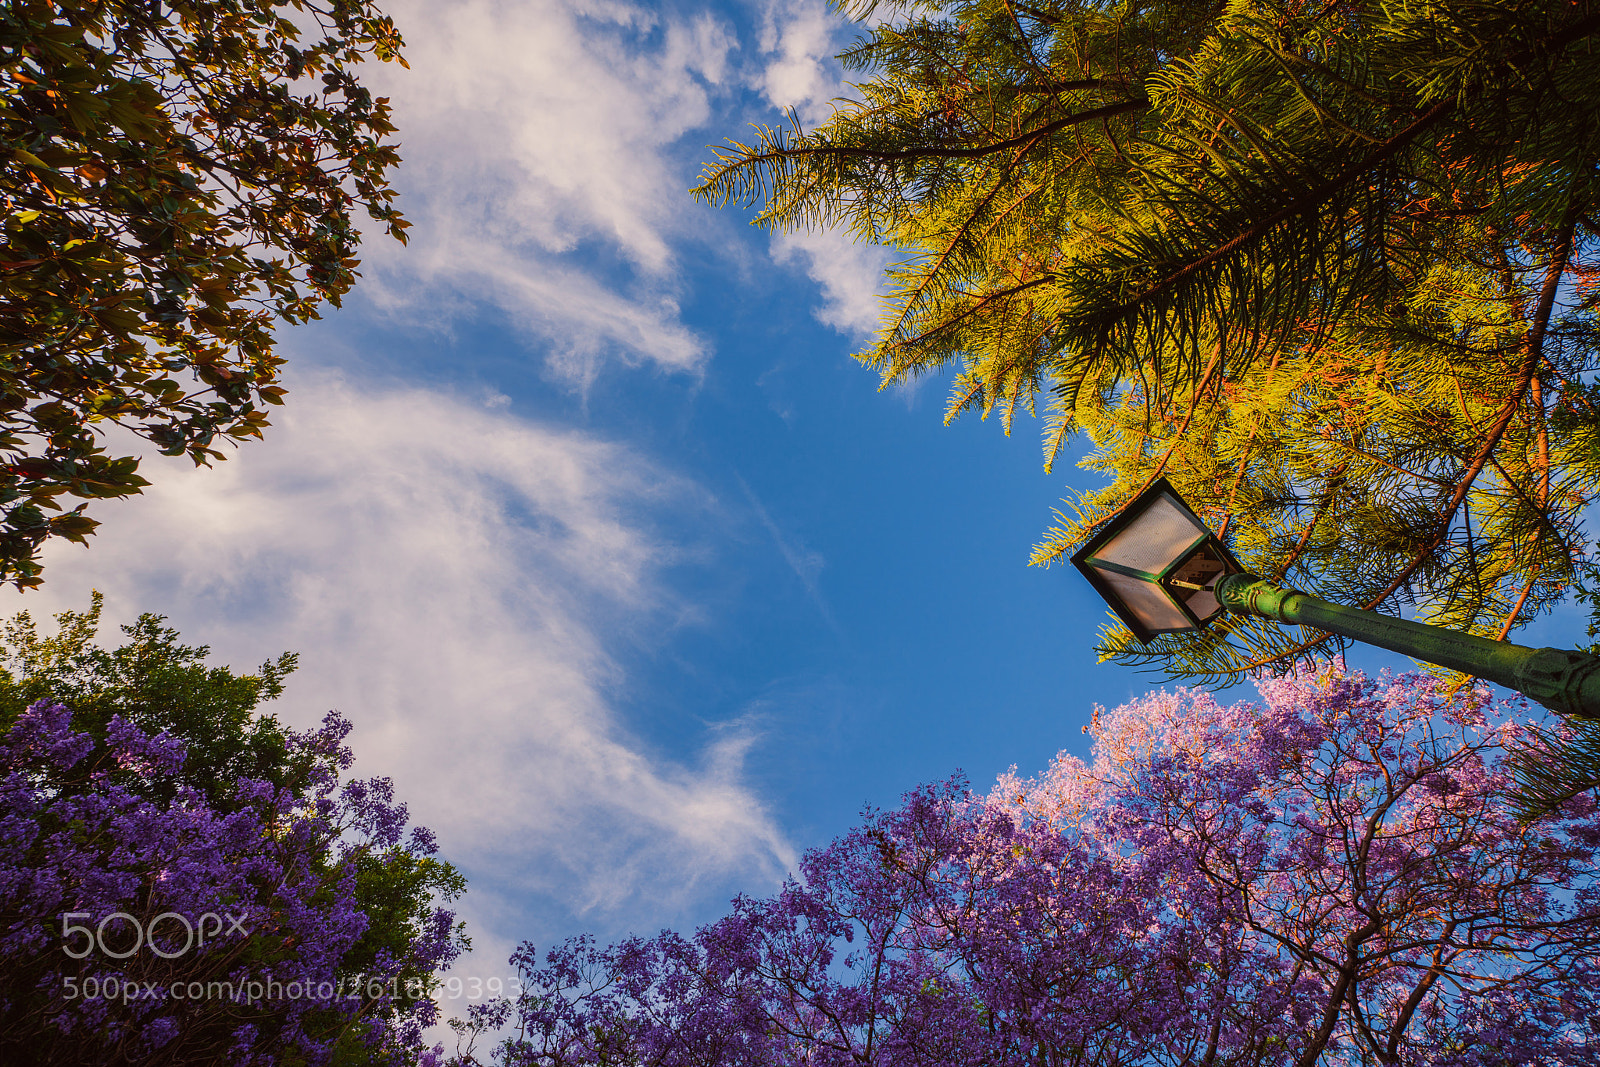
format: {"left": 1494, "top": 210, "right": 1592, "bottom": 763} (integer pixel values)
{"left": 1361, "top": 202, "right": 1581, "bottom": 613}
{"left": 1109, "top": 99, "right": 1454, "bottom": 318}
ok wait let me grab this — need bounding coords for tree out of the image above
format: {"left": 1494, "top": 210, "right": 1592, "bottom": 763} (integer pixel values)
{"left": 0, "top": 590, "right": 301, "bottom": 801}
{"left": 0, "top": 597, "right": 465, "bottom": 1065}
{"left": 460, "top": 667, "right": 1600, "bottom": 1065}
{"left": 694, "top": 0, "right": 1600, "bottom": 683}
{"left": 0, "top": 0, "right": 407, "bottom": 588}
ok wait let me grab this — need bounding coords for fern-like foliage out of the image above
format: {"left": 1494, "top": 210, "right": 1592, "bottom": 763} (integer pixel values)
{"left": 1507, "top": 716, "right": 1600, "bottom": 820}
{"left": 694, "top": 0, "right": 1600, "bottom": 689}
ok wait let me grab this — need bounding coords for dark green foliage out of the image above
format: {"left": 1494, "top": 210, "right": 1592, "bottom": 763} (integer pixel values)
{"left": 345, "top": 848, "right": 469, "bottom": 1021}
{"left": 0, "top": 589, "right": 301, "bottom": 804}
{"left": 0, "top": 0, "right": 407, "bottom": 588}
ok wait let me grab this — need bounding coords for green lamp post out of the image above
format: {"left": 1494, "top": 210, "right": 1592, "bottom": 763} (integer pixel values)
{"left": 1071, "top": 478, "right": 1600, "bottom": 721}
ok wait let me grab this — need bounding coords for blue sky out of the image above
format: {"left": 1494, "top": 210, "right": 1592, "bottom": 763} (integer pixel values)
{"left": 4, "top": 0, "right": 1587, "bottom": 1018}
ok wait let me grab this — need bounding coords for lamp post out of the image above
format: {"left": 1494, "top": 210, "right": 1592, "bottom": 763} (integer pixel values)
{"left": 1071, "top": 479, "right": 1600, "bottom": 720}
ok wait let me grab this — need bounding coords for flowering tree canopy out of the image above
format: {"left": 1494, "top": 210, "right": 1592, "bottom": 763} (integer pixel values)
{"left": 468, "top": 668, "right": 1600, "bottom": 1066}
{"left": 0, "top": 600, "right": 465, "bottom": 1065}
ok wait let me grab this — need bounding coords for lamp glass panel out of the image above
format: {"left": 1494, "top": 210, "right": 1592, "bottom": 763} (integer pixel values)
{"left": 1183, "top": 586, "right": 1221, "bottom": 621}
{"left": 1093, "top": 493, "right": 1208, "bottom": 576}
{"left": 1099, "top": 569, "right": 1193, "bottom": 632}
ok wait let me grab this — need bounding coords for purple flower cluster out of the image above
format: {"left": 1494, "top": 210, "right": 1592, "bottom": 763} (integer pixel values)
{"left": 477, "top": 667, "right": 1600, "bottom": 1066}
{"left": 0, "top": 700, "right": 461, "bottom": 1065}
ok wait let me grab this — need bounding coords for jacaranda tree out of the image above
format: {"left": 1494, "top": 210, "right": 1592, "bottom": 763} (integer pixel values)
{"left": 0, "top": 599, "right": 465, "bottom": 1065}
{"left": 0, "top": 0, "right": 407, "bottom": 588}
{"left": 695, "top": 0, "right": 1600, "bottom": 684}
{"left": 459, "top": 667, "right": 1600, "bottom": 1065}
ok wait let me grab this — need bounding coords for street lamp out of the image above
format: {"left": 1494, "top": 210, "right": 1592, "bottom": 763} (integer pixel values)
{"left": 1071, "top": 478, "right": 1600, "bottom": 720}
{"left": 1071, "top": 479, "right": 1247, "bottom": 643}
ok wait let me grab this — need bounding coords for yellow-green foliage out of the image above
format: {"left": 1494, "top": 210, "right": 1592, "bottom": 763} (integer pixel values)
{"left": 697, "top": 0, "right": 1600, "bottom": 683}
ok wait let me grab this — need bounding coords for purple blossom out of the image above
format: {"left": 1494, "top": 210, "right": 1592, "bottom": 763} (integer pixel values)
{"left": 0, "top": 700, "right": 462, "bottom": 1065}
{"left": 474, "top": 667, "right": 1600, "bottom": 1066}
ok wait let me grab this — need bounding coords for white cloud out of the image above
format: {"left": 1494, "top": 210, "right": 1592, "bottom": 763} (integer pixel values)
{"left": 340, "top": 0, "right": 899, "bottom": 380}
{"left": 750, "top": 0, "right": 895, "bottom": 343}
{"left": 354, "top": 0, "right": 738, "bottom": 384}
{"left": 2, "top": 372, "right": 794, "bottom": 926}
{"left": 755, "top": 0, "right": 853, "bottom": 125}
{"left": 771, "top": 227, "right": 893, "bottom": 341}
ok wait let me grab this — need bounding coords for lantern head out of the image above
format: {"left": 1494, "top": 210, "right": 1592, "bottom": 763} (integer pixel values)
{"left": 1070, "top": 479, "right": 1245, "bottom": 644}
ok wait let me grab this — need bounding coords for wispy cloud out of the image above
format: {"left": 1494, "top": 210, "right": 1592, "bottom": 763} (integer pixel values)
{"left": 735, "top": 474, "right": 838, "bottom": 634}
{"left": 4, "top": 371, "right": 794, "bottom": 929}
{"left": 751, "top": 0, "right": 895, "bottom": 344}
{"left": 755, "top": 0, "right": 854, "bottom": 126}
{"left": 354, "top": 0, "right": 738, "bottom": 384}
{"left": 770, "top": 228, "right": 893, "bottom": 342}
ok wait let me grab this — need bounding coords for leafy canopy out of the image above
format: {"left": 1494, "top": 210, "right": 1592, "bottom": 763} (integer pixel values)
{"left": 0, "top": 0, "right": 407, "bottom": 588}
{"left": 696, "top": 0, "right": 1600, "bottom": 683}
{"left": 465, "top": 668, "right": 1600, "bottom": 1066}
{"left": 0, "top": 589, "right": 300, "bottom": 800}
{"left": 0, "top": 595, "right": 467, "bottom": 1065}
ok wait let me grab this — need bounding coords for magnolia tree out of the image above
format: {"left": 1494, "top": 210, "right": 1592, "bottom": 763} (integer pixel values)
{"left": 461, "top": 668, "right": 1600, "bottom": 1066}
{"left": 0, "top": 701, "right": 460, "bottom": 1065}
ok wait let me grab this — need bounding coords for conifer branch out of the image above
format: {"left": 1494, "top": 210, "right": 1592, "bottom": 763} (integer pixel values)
{"left": 885, "top": 275, "right": 1059, "bottom": 354}
{"left": 878, "top": 149, "right": 1046, "bottom": 371}
{"left": 1275, "top": 467, "right": 1348, "bottom": 581}
{"left": 1362, "top": 205, "right": 1580, "bottom": 613}
{"left": 1101, "top": 100, "right": 1453, "bottom": 325}
{"left": 700, "top": 98, "right": 1148, "bottom": 197}
{"left": 1496, "top": 570, "right": 1542, "bottom": 641}
{"left": 700, "top": 0, "right": 1600, "bottom": 685}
